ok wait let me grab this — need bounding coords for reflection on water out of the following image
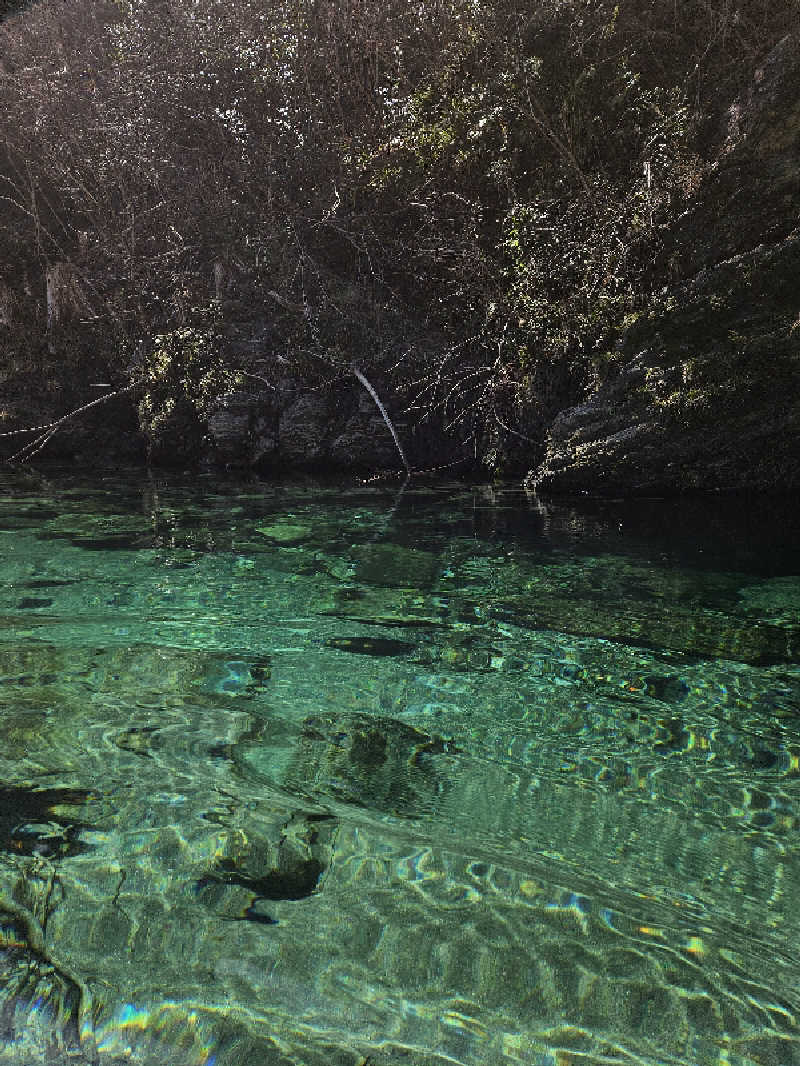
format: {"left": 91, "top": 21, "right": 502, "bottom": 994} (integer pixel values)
{"left": 0, "top": 469, "right": 799, "bottom": 1066}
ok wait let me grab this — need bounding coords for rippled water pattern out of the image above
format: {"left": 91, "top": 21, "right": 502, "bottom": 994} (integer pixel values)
{"left": 0, "top": 469, "right": 799, "bottom": 1066}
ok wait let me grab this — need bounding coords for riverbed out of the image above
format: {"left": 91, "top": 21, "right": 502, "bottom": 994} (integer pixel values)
{"left": 1, "top": 469, "right": 798, "bottom": 1066}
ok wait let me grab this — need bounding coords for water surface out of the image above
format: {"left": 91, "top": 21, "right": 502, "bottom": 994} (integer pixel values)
{"left": 0, "top": 469, "right": 799, "bottom": 1066}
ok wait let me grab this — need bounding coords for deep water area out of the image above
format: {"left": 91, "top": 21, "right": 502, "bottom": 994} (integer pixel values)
{"left": 0, "top": 468, "right": 799, "bottom": 1066}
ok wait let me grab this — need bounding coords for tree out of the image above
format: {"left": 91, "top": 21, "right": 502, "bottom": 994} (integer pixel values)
{"left": 1, "top": 0, "right": 798, "bottom": 469}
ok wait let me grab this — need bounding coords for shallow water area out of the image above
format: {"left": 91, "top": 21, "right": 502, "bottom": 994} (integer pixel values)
{"left": 0, "top": 468, "right": 799, "bottom": 1066}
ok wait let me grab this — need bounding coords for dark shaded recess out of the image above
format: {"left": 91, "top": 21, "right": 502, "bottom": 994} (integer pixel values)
{"left": 368, "top": 617, "right": 446, "bottom": 631}
{"left": 1, "top": 672, "right": 59, "bottom": 687}
{"left": 330, "top": 586, "right": 366, "bottom": 602}
{"left": 16, "top": 598, "right": 53, "bottom": 610}
{"left": 325, "top": 635, "right": 416, "bottom": 657}
{"left": 114, "top": 725, "right": 159, "bottom": 759}
{"left": 247, "top": 662, "right": 271, "bottom": 687}
{"left": 23, "top": 579, "right": 79, "bottom": 589}
{"left": 0, "top": 615, "right": 52, "bottom": 632}
{"left": 19, "top": 508, "right": 61, "bottom": 521}
{"left": 747, "top": 748, "right": 780, "bottom": 770}
{"left": 195, "top": 811, "right": 337, "bottom": 919}
{"left": 70, "top": 535, "right": 150, "bottom": 552}
{"left": 234, "top": 904, "right": 278, "bottom": 926}
{"left": 643, "top": 675, "right": 690, "bottom": 703}
{"left": 31, "top": 530, "right": 85, "bottom": 543}
{"left": 0, "top": 786, "right": 93, "bottom": 858}
{"left": 198, "top": 855, "right": 325, "bottom": 902}
{"left": 653, "top": 717, "right": 691, "bottom": 753}
{"left": 0, "top": 507, "right": 62, "bottom": 530}
{"left": 33, "top": 530, "right": 150, "bottom": 552}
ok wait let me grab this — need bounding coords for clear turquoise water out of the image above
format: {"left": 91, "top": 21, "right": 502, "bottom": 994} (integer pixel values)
{"left": 0, "top": 468, "right": 799, "bottom": 1066}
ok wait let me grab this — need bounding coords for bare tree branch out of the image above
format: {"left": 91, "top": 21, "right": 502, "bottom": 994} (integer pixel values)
{"left": 2, "top": 380, "right": 142, "bottom": 464}
{"left": 351, "top": 362, "right": 411, "bottom": 475}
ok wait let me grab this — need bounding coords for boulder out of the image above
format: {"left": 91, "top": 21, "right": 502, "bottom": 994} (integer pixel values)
{"left": 329, "top": 412, "right": 402, "bottom": 470}
{"left": 528, "top": 232, "right": 800, "bottom": 495}
{"left": 277, "top": 389, "right": 343, "bottom": 466}
{"left": 205, "top": 388, "right": 279, "bottom": 467}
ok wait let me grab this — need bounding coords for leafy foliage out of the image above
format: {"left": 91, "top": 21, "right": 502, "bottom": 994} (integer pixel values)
{"left": 0, "top": 0, "right": 796, "bottom": 469}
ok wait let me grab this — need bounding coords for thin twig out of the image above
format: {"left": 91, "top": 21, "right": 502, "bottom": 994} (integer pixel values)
{"left": 7, "top": 425, "right": 60, "bottom": 464}
{"left": 494, "top": 415, "right": 536, "bottom": 443}
{"left": 3, "top": 380, "right": 143, "bottom": 463}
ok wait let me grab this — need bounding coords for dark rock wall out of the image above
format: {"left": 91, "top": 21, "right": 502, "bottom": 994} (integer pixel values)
{"left": 188, "top": 373, "right": 472, "bottom": 476}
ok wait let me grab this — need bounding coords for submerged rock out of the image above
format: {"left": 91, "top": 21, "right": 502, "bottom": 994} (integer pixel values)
{"left": 234, "top": 712, "right": 457, "bottom": 819}
{"left": 324, "top": 635, "right": 417, "bottom": 657}
{"left": 255, "top": 520, "right": 312, "bottom": 545}
{"left": 466, "top": 590, "right": 798, "bottom": 666}
{"left": 350, "top": 542, "right": 441, "bottom": 589}
{"left": 196, "top": 812, "right": 337, "bottom": 921}
{"left": 0, "top": 786, "right": 93, "bottom": 859}
{"left": 296, "top": 712, "right": 456, "bottom": 816}
{"left": 318, "top": 583, "right": 450, "bottom": 629}
{"left": 739, "top": 576, "right": 800, "bottom": 626}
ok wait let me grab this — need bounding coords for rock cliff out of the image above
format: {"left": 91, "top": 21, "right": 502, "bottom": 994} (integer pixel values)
{"left": 527, "top": 34, "right": 800, "bottom": 495}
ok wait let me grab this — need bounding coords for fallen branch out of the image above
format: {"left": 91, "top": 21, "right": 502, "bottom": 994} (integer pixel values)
{"left": 266, "top": 289, "right": 411, "bottom": 477}
{"left": 351, "top": 363, "right": 412, "bottom": 476}
{"left": 2, "top": 380, "right": 142, "bottom": 464}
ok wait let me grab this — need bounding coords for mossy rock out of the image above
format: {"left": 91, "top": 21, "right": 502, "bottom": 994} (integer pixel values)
{"left": 255, "top": 521, "right": 312, "bottom": 545}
